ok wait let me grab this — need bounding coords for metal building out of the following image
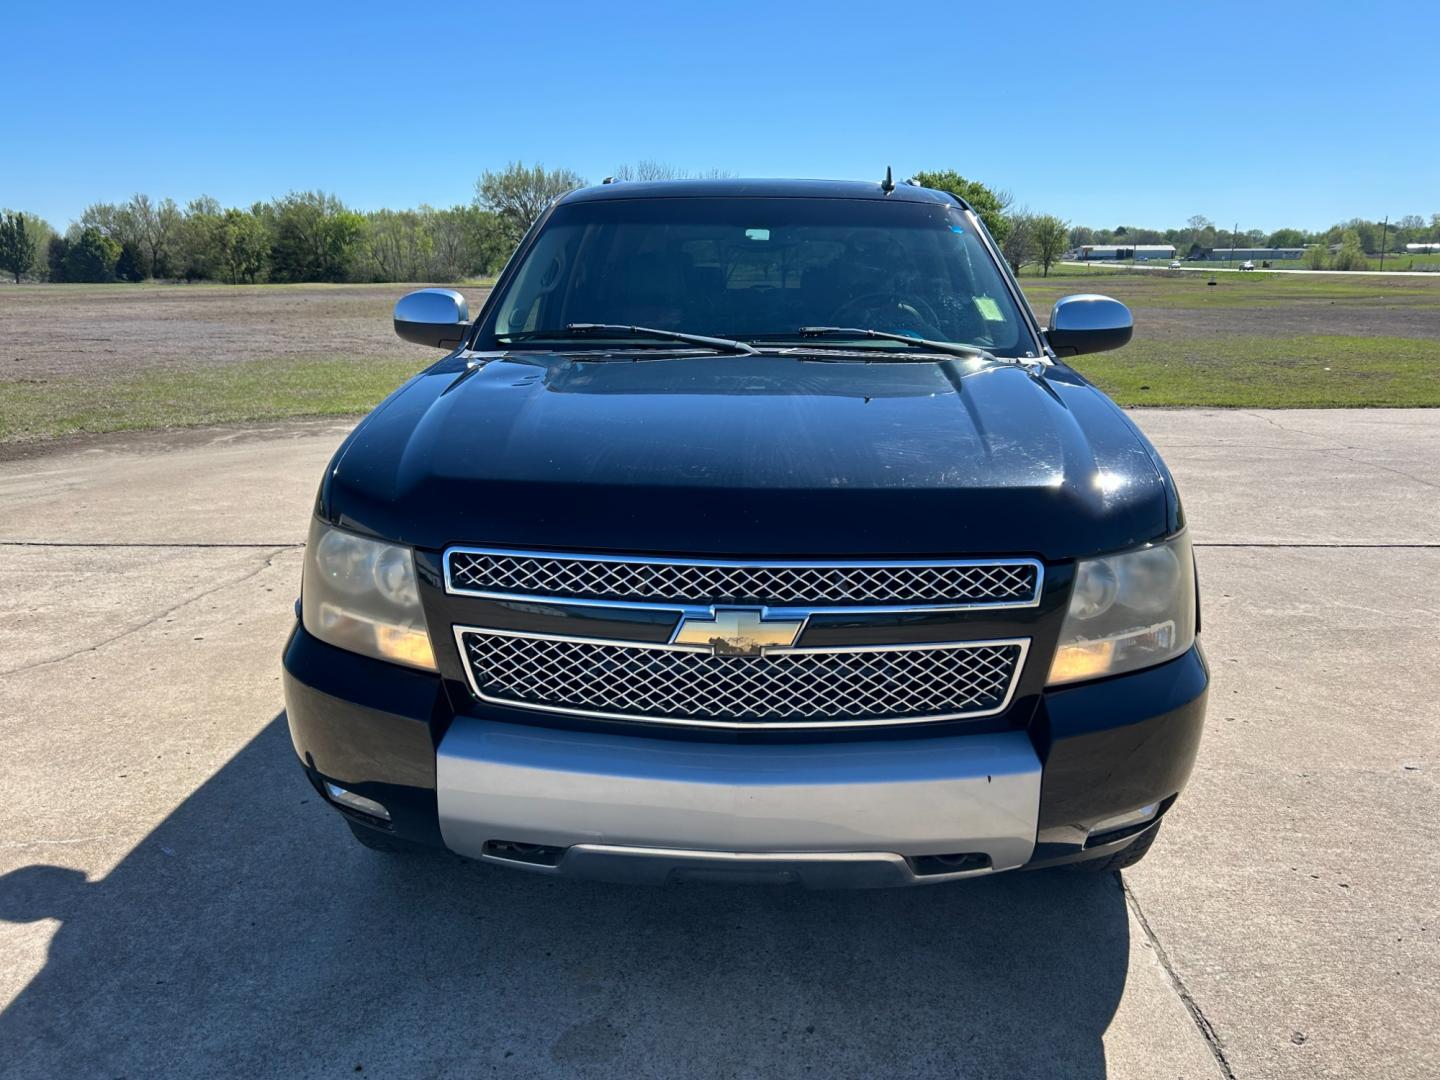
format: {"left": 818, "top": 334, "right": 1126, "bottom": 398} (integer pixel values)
{"left": 1078, "top": 244, "right": 1177, "bottom": 261}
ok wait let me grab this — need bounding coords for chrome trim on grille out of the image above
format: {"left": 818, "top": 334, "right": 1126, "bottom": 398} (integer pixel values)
{"left": 443, "top": 546, "right": 1044, "bottom": 613}
{"left": 452, "top": 624, "right": 1030, "bottom": 730}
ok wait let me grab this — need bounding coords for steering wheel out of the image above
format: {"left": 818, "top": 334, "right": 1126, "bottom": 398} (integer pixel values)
{"left": 826, "top": 292, "right": 944, "bottom": 337}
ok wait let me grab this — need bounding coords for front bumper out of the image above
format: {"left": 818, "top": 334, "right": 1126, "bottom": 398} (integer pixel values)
{"left": 283, "top": 624, "right": 1208, "bottom": 886}
{"left": 438, "top": 720, "right": 1040, "bottom": 881}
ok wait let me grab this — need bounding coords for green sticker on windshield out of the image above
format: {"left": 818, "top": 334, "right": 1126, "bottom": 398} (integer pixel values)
{"left": 974, "top": 296, "right": 1005, "bottom": 322}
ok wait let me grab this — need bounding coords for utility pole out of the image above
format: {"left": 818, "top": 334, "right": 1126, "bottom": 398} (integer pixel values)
{"left": 1379, "top": 216, "right": 1389, "bottom": 272}
{"left": 1231, "top": 222, "right": 1239, "bottom": 269}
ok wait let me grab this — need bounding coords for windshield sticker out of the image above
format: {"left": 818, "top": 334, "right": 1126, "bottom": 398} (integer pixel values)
{"left": 974, "top": 296, "right": 1005, "bottom": 321}
{"left": 949, "top": 225, "right": 965, "bottom": 233}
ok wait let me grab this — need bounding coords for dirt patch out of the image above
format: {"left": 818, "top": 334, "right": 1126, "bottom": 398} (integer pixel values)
{"left": 0, "top": 282, "right": 492, "bottom": 380}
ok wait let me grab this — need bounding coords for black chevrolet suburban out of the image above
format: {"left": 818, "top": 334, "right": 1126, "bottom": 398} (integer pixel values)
{"left": 282, "top": 178, "right": 1208, "bottom": 886}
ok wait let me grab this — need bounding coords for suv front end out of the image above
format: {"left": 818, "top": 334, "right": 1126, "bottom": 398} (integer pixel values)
{"left": 282, "top": 178, "right": 1207, "bottom": 886}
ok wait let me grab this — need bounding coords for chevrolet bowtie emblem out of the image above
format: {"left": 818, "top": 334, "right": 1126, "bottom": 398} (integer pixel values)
{"left": 672, "top": 608, "right": 805, "bottom": 656}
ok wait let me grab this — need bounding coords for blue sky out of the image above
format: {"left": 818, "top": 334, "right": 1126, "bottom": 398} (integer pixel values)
{"left": 9, "top": 1, "right": 1437, "bottom": 232}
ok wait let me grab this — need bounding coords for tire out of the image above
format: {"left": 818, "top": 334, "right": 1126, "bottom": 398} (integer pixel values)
{"left": 1069, "top": 822, "right": 1160, "bottom": 873}
{"left": 345, "top": 817, "right": 430, "bottom": 854}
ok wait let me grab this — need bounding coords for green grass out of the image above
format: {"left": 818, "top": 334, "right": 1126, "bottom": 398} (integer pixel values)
{"left": 0, "top": 355, "right": 423, "bottom": 444}
{"left": 1071, "top": 335, "right": 1440, "bottom": 407}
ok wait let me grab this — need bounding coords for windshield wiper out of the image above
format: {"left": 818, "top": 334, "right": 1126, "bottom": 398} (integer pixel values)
{"left": 498, "top": 323, "right": 759, "bottom": 356}
{"left": 795, "top": 326, "right": 997, "bottom": 362}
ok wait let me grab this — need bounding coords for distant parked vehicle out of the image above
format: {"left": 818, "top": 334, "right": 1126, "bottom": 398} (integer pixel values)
{"left": 1168, "top": 260, "right": 1182, "bottom": 269}
{"left": 1239, "top": 261, "right": 1256, "bottom": 271}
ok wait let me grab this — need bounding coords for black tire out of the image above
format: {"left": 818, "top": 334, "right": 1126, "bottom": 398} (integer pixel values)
{"left": 1069, "top": 822, "right": 1160, "bottom": 873}
{"left": 344, "top": 817, "right": 430, "bottom": 854}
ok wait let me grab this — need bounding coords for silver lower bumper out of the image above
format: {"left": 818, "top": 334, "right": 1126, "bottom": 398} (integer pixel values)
{"left": 436, "top": 719, "right": 1042, "bottom": 886}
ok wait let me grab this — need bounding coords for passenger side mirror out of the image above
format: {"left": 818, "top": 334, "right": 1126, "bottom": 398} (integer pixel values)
{"left": 394, "top": 288, "right": 470, "bottom": 349}
{"left": 1045, "top": 294, "right": 1133, "bottom": 357}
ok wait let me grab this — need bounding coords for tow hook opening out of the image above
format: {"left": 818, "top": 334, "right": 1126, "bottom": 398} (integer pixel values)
{"left": 908, "top": 852, "right": 992, "bottom": 877}
{"left": 482, "top": 839, "right": 565, "bottom": 868}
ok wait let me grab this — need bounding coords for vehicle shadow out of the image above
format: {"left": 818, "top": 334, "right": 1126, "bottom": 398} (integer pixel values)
{"left": 0, "top": 714, "right": 1128, "bottom": 1079}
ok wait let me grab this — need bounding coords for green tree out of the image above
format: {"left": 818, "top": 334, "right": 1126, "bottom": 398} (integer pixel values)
{"left": 1304, "top": 243, "right": 1328, "bottom": 270}
{"left": 125, "top": 194, "right": 181, "bottom": 279}
{"left": 217, "top": 209, "right": 269, "bottom": 283}
{"left": 177, "top": 196, "right": 223, "bottom": 280}
{"left": 115, "top": 240, "right": 148, "bottom": 281}
{"left": 1032, "top": 214, "right": 1069, "bottom": 277}
{"left": 0, "top": 212, "right": 38, "bottom": 283}
{"left": 909, "top": 170, "right": 1012, "bottom": 242}
{"left": 1340, "top": 218, "right": 1379, "bottom": 254}
{"left": 424, "top": 205, "right": 505, "bottom": 280}
{"left": 21, "top": 215, "right": 56, "bottom": 278}
{"left": 47, "top": 235, "right": 70, "bottom": 282}
{"left": 364, "top": 208, "right": 435, "bottom": 282}
{"left": 78, "top": 201, "right": 131, "bottom": 244}
{"left": 1267, "top": 228, "right": 1306, "bottom": 248}
{"left": 63, "top": 227, "right": 121, "bottom": 282}
{"left": 1001, "top": 210, "right": 1034, "bottom": 272}
{"left": 268, "top": 191, "right": 364, "bottom": 282}
{"left": 475, "top": 161, "right": 585, "bottom": 249}
{"left": 1331, "top": 229, "right": 1368, "bottom": 271}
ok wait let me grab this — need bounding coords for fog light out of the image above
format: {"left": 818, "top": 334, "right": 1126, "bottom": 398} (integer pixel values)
{"left": 1089, "top": 803, "right": 1158, "bottom": 837}
{"left": 323, "top": 781, "right": 391, "bottom": 822}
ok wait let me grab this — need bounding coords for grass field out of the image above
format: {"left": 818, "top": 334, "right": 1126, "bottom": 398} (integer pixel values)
{"left": 2, "top": 270, "right": 1438, "bottom": 451}
{"left": 1021, "top": 268, "right": 1440, "bottom": 407}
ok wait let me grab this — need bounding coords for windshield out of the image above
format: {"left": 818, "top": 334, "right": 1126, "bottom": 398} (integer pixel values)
{"left": 480, "top": 196, "right": 1036, "bottom": 355}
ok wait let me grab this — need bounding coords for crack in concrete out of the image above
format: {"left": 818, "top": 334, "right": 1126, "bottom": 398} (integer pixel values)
{"left": 0, "top": 547, "right": 294, "bottom": 677}
{"left": 1241, "top": 410, "right": 1346, "bottom": 447}
{"left": 1122, "top": 875, "right": 1238, "bottom": 1080}
{"left": 1240, "top": 411, "right": 1440, "bottom": 490}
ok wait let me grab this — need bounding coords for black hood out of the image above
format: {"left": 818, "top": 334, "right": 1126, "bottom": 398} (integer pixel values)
{"left": 324, "top": 353, "right": 1177, "bottom": 561}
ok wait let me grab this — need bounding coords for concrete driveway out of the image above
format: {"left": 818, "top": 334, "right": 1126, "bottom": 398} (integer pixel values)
{"left": 0, "top": 410, "right": 1435, "bottom": 1079}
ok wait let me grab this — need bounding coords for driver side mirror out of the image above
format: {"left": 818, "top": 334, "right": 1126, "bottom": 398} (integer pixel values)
{"left": 1045, "top": 294, "right": 1133, "bottom": 357}
{"left": 394, "top": 288, "right": 470, "bottom": 349}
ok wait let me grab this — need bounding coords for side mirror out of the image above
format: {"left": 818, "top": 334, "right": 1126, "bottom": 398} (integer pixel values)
{"left": 394, "top": 288, "right": 470, "bottom": 349}
{"left": 1045, "top": 294, "right": 1133, "bottom": 357}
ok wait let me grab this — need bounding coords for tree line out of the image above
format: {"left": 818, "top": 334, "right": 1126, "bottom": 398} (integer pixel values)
{"left": 0, "top": 194, "right": 509, "bottom": 286}
{"left": 0, "top": 162, "right": 595, "bottom": 286}
{"left": 6, "top": 161, "right": 1434, "bottom": 286}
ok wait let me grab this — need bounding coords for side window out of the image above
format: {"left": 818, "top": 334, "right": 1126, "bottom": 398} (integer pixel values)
{"left": 494, "top": 229, "right": 574, "bottom": 335}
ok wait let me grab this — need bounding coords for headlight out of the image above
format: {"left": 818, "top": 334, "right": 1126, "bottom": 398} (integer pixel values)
{"left": 301, "top": 519, "right": 436, "bottom": 670}
{"left": 1047, "top": 533, "right": 1196, "bottom": 685}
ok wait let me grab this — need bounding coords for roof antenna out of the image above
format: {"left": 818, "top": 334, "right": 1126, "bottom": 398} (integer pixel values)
{"left": 880, "top": 165, "right": 895, "bottom": 194}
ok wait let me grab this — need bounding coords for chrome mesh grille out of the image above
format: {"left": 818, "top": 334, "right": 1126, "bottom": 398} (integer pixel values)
{"left": 447, "top": 550, "right": 1039, "bottom": 607}
{"left": 458, "top": 630, "right": 1025, "bottom": 728}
